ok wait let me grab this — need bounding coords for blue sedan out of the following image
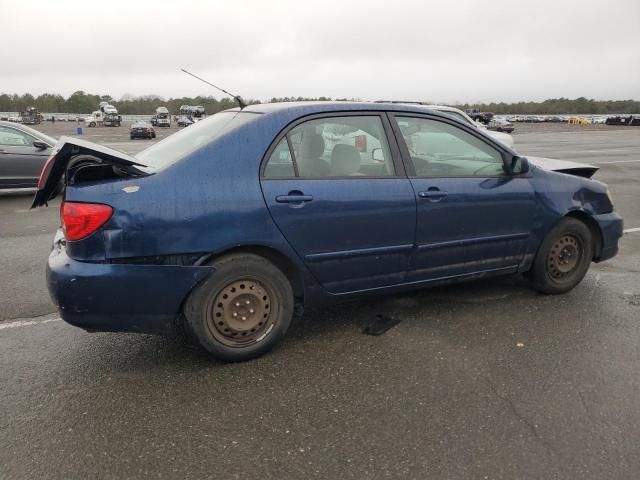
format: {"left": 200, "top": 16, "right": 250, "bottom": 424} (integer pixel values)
{"left": 33, "top": 102, "right": 623, "bottom": 361}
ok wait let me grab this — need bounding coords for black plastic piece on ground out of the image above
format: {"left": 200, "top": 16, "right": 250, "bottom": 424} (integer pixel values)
{"left": 363, "top": 314, "right": 401, "bottom": 336}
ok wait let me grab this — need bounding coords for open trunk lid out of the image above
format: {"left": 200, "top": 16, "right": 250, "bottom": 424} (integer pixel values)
{"left": 31, "top": 136, "right": 148, "bottom": 208}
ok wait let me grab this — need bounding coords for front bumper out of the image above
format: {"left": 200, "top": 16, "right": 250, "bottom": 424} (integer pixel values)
{"left": 47, "top": 232, "right": 212, "bottom": 334}
{"left": 593, "top": 212, "right": 623, "bottom": 262}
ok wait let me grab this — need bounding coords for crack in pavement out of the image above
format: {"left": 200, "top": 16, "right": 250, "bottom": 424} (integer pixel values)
{"left": 485, "top": 376, "right": 556, "bottom": 456}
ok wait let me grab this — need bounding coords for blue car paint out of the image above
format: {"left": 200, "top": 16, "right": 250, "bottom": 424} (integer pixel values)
{"left": 261, "top": 178, "right": 417, "bottom": 293}
{"left": 45, "top": 102, "right": 623, "bottom": 334}
{"left": 47, "top": 232, "right": 212, "bottom": 334}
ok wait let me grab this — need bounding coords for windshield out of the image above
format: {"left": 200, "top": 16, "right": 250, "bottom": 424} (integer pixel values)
{"left": 136, "top": 111, "right": 259, "bottom": 171}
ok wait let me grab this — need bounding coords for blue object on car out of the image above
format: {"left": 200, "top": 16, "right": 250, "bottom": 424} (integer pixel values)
{"left": 32, "top": 102, "right": 623, "bottom": 361}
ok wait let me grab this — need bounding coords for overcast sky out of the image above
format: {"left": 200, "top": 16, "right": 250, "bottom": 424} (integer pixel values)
{"left": 2, "top": 0, "right": 639, "bottom": 103}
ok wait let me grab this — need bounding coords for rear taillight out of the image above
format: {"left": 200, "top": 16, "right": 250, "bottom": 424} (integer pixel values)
{"left": 61, "top": 201, "right": 113, "bottom": 241}
{"left": 37, "top": 154, "right": 56, "bottom": 189}
{"left": 146, "top": 128, "right": 152, "bottom": 132}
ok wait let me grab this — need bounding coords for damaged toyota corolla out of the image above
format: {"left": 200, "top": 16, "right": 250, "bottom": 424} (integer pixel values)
{"left": 33, "top": 102, "right": 623, "bottom": 362}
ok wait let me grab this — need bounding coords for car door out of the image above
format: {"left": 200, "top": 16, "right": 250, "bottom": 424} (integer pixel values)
{"left": 389, "top": 114, "right": 536, "bottom": 281}
{"left": 0, "top": 126, "right": 51, "bottom": 188}
{"left": 260, "top": 113, "right": 416, "bottom": 294}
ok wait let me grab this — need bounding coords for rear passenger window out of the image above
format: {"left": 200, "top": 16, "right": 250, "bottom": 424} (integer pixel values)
{"left": 290, "top": 116, "right": 395, "bottom": 178}
{"left": 263, "top": 138, "right": 295, "bottom": 178}
{"left": 262, "top": 116, "right": 396, "bottom": 179}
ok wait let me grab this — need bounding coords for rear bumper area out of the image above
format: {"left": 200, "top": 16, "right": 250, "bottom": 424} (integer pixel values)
{"left": 593, "top": 212, "right": 624, "bottom": 262}
{"left": 47, "top": 236, "right": 213, "bottom": 334}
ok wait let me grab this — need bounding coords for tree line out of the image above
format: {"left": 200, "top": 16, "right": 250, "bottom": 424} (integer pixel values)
{"left": 457, "top": 97, "right": 640, "bottom": 115}
{"left": 0, "top": 91, "right": 638, "bottom": 115}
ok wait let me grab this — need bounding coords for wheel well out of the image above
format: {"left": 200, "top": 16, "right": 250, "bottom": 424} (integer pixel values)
{"left": 565, "top": 210, "right": 603, "bottom": 260}
{"left": 202, "top": 246, "right": 305, "bottom": 301}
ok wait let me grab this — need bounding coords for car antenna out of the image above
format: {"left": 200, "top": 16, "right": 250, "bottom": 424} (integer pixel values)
{"left": 180, "top": 68, "right": 247, "bottom": 109}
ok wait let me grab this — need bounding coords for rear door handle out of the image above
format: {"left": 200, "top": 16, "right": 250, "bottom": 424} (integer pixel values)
{"left": 418, "top": 190, "right": 448, "bottom": 200}
{"left": 275, "top": 191, "right": 313, "bottom": 204}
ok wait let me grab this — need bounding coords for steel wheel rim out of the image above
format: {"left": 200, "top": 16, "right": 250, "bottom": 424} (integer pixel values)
{"left": 548, "top": 234, "right": 581, "bottom": 279}
{"left": 208, "top": 279, "right": 277, "bottom": 348}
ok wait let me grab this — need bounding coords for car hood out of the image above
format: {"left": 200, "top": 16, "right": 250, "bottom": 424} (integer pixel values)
{"left": 485, "top": 129, "right": 514, "bottom": 148}
{"left": 527, "top": 156, "right": 598, "bottom": 179}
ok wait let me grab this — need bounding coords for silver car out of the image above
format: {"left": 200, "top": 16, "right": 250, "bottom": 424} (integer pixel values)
{"left": 0, "top": 121, "right": 56, "bottom": 189}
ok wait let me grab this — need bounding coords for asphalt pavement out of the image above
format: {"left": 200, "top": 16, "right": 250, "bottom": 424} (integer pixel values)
{"left": 1, "top": 123, "right": 639, "bottom": 479}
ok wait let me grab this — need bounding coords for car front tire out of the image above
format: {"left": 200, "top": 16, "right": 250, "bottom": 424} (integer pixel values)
{"left": 530, "top": 217, "right": 594, "bottom": 294}
{"left": 184, "top": 253, "right": 294, "bottom": 362}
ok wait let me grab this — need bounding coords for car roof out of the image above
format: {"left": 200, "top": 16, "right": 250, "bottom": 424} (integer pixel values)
{"left": 229, "top": 101, "right": 449, "bottom": 118}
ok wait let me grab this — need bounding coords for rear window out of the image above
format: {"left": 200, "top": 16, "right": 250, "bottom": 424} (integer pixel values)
{"left": 136, "top": 111, "right": 259, "bottom": 171}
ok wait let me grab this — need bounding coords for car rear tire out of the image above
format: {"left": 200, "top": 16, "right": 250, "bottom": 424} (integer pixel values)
{"left": 530, "top": 217, "right": 593, "bottom": 294}
{"left": 89, "top": 122, "right": 96, "bottom": 127}
{"left": 184, "top": 253, "right": 294, "bottom": 362}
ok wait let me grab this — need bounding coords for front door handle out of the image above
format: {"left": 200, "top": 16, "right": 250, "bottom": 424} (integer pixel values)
{"left": 276, "top": 191, "right": 313, "bottom": 205}
{"left": 418, "top": 189, "right": 448, "bottom": 201}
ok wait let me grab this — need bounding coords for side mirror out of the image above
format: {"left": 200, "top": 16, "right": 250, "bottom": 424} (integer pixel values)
{"left": 33, "top": 140, "right": 49, "bottom": 150}
{"left": 371, "top": 148, "right": 385, "bottom": 163}
{"left": 509, "top": 155, "right": 529, "bottom": 175}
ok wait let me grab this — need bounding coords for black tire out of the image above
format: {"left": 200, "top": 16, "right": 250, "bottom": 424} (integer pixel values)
{"left": 130, "top": 135, "right": 134, "bottom": 140}
{"left": 184, "top": 253, "right": 294, "bottom": 362}
{"left": 530, "top": 217, "right": 593, "bottom": 294}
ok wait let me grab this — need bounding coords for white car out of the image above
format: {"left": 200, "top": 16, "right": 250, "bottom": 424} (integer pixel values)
{"left": 422, "top": 105, "right": 515, "bottom": 149}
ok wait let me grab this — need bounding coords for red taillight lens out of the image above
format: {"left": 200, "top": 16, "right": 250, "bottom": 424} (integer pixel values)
{"left": 37, "top": 154, "right": 56, "bottom": 189}
{"left": 146, "top": 128, "right": 152, "bottom": 132}
{"left": 61, "top": 201, "right": 113, "bottom": 241}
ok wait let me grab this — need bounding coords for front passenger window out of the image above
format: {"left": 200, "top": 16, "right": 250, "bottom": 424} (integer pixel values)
{"left": 396, "top": 117, "right": 505, "bottom": 177}
{"left": 0, "top": 127, "right": 32, "bottom": 146}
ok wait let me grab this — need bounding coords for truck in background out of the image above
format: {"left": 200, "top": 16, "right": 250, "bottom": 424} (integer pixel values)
{"left": 85, "top": 102, "right": 122, "bottom": 127}
{"left": 150, "top": 106, "right": 171, "bottom": 127}
{"left": 20, "top": 107, "right": 43, "bottom": 125}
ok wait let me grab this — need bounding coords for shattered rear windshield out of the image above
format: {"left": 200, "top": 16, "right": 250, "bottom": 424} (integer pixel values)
{"left": 136, "top": 111, "right": 259, "bottom": 171}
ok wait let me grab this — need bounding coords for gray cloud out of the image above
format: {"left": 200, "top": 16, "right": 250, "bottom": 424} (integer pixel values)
{"left": 2, "top": 0, "right": 638, "bottom": 102}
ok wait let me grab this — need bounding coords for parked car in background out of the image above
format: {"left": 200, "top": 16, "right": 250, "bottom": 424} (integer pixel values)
{"left": 487, "top": 117, "right": 515, "bottom": 133}
{"left": 0, "top": 121, "right": 56, "bottom": 189}
{"left": 177, "top": 115, "right": 194, "bottom": 127}
{"left": 465, "top": 109, "right": 494, "bottom": 124}
{"left": 33, "top": 102, "right": 623, "bottom": 362}
{"left": 130, "top": 121, "right": 156, "bottom": 139}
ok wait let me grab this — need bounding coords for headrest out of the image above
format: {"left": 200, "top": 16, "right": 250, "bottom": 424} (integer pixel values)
{"left": 331, "top": 144, "right": 361, "bottom": 176}
{"left": 302, "top": 133, "right": 325, "bottom": 159}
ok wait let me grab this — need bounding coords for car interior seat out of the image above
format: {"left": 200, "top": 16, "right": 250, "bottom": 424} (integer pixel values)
{"left": 330, "top": 144, "right": 363, "bottom": 176}
{"left": 297, "top": 133, "right": 329, "bottom": 177}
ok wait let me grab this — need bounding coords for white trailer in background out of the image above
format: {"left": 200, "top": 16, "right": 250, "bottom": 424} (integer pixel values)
{"left": 85, "top": 103, "right": 121, "bottom": 127}
{"left": 151, "top": 106, "right": 171, "bottom": 127}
